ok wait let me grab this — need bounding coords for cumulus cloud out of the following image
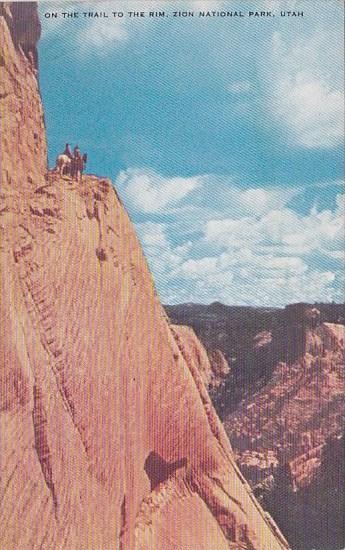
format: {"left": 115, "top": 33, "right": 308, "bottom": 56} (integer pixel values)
{"left": 187, "top": 199, "right": 343, "bottom": 304}
{"left": 264, "top": 27, "right": 344, "bottom": 148}
{"left": 116, "top": 168, "right": 201, "bottom": 213}
{"left": 76, "top": 18, "right": 129, "bottom": 52}
{"left": 204, "top": 196, "right": 344, "bottom": 259}
{"left": 116, "top": 168, "right": 297, "bottom": 220}
{"left": 122, "top": 167, "right": 344, "bottom": 306}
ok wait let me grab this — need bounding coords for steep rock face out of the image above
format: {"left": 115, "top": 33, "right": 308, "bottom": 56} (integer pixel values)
{"left": 165, "top": 303, "right": 287, "bottom": 415}
{"left": 0, "top": 4, "right": 289, "bottom": 550}
{"left": 225, "top": 322, "right": 345, "bottom": 549}
{"left": 0, "top": 2, "right": 46, "bottom": 194}
{"left": 167, "top": 303, "right": 345, "bottom": 548}
{"left": 171, "top": 325, "right": 230, "bottom": 390}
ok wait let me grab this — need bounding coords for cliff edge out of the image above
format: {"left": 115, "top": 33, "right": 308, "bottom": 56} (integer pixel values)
{"left": 0, "top": 4, "right": 289, "bottom": 549}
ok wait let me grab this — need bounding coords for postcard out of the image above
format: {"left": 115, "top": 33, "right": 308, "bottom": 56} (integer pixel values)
{"left": 1, "top": 1, "right": 344, "bottom": 549}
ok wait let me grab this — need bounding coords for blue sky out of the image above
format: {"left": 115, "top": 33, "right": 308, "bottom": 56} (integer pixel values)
{"left": 38, "top": 0, "right": 344, "bottom": 306}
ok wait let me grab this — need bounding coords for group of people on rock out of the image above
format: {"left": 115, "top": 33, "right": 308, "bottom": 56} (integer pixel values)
{"left": 55, "top": 143, "right": 87, "bottom": 181}
{"left": 64, "top": 143, "right": 82, "bottom": 160}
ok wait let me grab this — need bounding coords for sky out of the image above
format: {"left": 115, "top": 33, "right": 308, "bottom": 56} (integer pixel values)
{"left": 38, "top": 0, "right": 344, "bottom": 306}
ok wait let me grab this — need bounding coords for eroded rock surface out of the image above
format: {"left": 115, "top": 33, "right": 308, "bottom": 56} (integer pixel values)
{"left": 0, "top": 3, "right": 289, "bottom": 550}
{"left": 171, "top": 324, "right": 230, "bottom": 390}
{"left": 166, "top": 303, "right": 345, "bottom": 549}
{"left": 225, "top": 319, "right": 345, "bottom": 550}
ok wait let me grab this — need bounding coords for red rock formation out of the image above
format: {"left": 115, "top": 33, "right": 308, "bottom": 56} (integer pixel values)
{"left": 227, "top": 321, "right": 345, "bottom": 476}
{"left": 208, "top": 348, "right": 231, "bottom": 387}
{"left": 225, "top": 320, "right": 345, "bottom": 549}
{"left": 0, "top": 4, "right": 289, "bottom": 549}
{"left": 171, "top": 325, "right": 230, "bottom": 390}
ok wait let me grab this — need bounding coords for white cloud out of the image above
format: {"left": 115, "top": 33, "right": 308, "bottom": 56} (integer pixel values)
{"left": 114, "top": 172, "right": 306, "bottom": 286}
{"left": 40, "top": 0, "right": 227, "bottom": 52}
{"left": 273, "top": 69, "right": 343, "bottom": 148}
{"left": 179, "top": 257, "right": 219, "bottom": 278}
{"left": 76, "top": 19, "right": 128, "bottom": 51}
{"left": 39, "top": 1, "right": 130, "bottom": 50}
{"left": 204, "top": 199, "right": 345, "bottom": 258}
{"left": 40, "top": 0, "right": 165, "bottom": 53}
{"left": 167, "top": 253, "right": 338, "bottom": 306}
{"left": 135, "top": 221, "right": 192, "bottom": 295}
{"left": 138, "top": 222, "right": 168, "bottom": 248}
{"left": 265, "top": 28, "right": 344, "bottom": 148}
{"left": 116, "top": 168, "right": 201, "bottom": 213}
{"left": 126, "top": 169, "right": 344, "bottom": 306}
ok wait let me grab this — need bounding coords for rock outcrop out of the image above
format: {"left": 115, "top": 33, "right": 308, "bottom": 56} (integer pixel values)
{"left": 0, "top": 4, "right": 289, "bottom": 550}
{"left": 225, "top": 320, "right": 345, "bottom": 549}
{"left": 165, "top": 302, "right": 287, "bottom": 416}
{"left": 166, "top": 302, "right": 345, "bottom": 548}
{"left": 171, "top": 325, "right": 230, "bottom": 390}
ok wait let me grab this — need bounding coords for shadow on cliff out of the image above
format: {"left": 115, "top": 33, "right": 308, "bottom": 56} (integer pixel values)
{"left": 144, "top": 451, "right": 187, "bottom": 490}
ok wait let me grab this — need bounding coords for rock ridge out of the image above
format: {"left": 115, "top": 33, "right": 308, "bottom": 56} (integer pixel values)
{"left": 1, "top": 4, "right": 290, "bottom": 549}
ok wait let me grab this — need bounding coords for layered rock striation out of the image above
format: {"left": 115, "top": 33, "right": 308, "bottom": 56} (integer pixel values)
{"left": 166, "top": 302, "right": 345, "bottom": 549}
{"left": 225, "top": 315, "right": 345, "bottom": 550}
{"left": 171, "top": 324, "right": 230, "bottom": 390}
{"left": 0, "top": 3, "right": 289, "bottom": 549}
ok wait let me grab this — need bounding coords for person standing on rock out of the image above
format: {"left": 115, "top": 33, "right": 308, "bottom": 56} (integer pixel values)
{"left": 71, "top": 145, "right": 81, "bottom": 179}
{"left": 71, "top": 145, "right": 84, "bottom": 181}
{"left": 73, "top": 145, "right": 81, "bottom": 159}
{"left": 64, "top": 143, "right": 73, "bottom": 159}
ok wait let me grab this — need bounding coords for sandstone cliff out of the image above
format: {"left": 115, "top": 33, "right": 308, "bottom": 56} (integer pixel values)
{"left": 166, "top": 303, "right": 345, "bottom": 549}
{"left": 225, "top": 318, "right": 345, "bottom": 549}
{"left": 171, "top": 325, "right": 230, "bottom": 390}
{"left": 0, "top": 4, "right": 289, "bottom": 550}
